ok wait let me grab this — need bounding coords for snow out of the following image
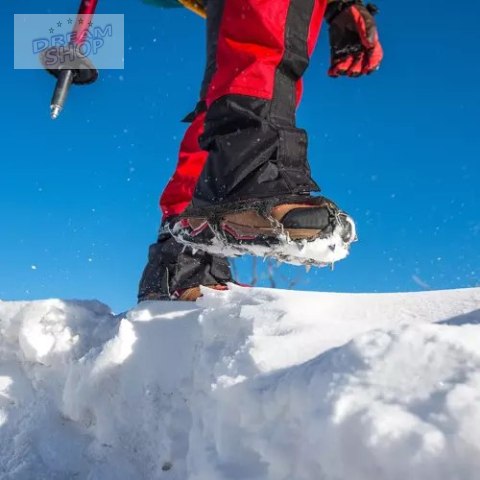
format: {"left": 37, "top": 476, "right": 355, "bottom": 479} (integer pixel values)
{"left": 1, "top": 287, "right": 480, "bottom": 479}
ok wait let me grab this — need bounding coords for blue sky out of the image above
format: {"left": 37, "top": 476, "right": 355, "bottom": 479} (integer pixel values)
{"left": 1, "top": 0, "right": 479, "bottom": 312}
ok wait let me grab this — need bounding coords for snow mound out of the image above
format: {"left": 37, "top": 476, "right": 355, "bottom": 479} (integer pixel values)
{"left": 1, "top": 287, "right": 480, "bottom": 479}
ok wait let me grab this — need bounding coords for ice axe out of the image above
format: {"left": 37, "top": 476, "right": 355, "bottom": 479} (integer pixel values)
{"left": 41, "top": 0, "right": 99, "bottom": 119}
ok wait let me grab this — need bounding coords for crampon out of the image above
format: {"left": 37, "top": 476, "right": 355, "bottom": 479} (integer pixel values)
{"left": 167, "top": 196, "right": 357, "bottom": 267}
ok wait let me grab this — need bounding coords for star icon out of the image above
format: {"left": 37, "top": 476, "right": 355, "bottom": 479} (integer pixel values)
{"left": 67, "top": 18, "right": 73, "bottom": 25}
{"left": 49, "top": 27, "right": 54, "bottom": 34}
{"left": 57, "top": 21, "right": 62, "bottom": 27}
{"left": 78, "top": 18, "right": 84, "bottom": 25}
{"left": 89, "top": 21, "right": 94, "bottom": 27}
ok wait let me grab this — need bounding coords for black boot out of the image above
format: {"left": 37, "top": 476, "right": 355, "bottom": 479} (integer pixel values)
{"left": 138, "top": 229, "right": 233, "bottom": 302}
{"left": 167, "top": 195, "right": 356, "bottom": 268}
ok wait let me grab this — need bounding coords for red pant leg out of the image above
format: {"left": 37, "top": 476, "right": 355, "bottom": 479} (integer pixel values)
{"left": 205, "top": 0, "right": 327, "bottom": 107}
{"left": 161, "top": 0, "right": 328, "bottom": 218}
{"left": 160, "top": 111, "right": 207, "bottom": 219}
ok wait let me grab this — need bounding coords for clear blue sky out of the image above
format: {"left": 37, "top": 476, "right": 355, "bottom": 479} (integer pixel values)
{"left": 1, "top": 0, "right": 479, "bottom": 312}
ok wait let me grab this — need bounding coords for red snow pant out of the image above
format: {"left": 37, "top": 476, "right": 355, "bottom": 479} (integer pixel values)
{"left": 160, "top": 0, "right": 328, "bottom": 220}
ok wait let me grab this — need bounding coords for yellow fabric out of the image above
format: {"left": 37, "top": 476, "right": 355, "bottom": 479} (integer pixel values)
{"left": 178, "top": 0, "right": 206, "bottom": 18}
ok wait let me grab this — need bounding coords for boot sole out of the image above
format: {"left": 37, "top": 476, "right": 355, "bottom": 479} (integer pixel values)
{"left": 169, "top": 218, "right": 355, "bottom": 267}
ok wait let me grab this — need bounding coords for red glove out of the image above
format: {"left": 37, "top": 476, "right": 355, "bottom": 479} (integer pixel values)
{"left": 325, "top": 0, "right": 383, "bottom": 77}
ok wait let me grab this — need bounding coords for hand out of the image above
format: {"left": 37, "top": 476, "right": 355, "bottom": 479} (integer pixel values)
{"left": 326, "top": 0, "right": 383, "bottom": 77}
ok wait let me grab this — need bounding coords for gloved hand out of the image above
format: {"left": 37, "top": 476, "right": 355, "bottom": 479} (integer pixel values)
{"left": 325, "top": 0, "right": 383, "bottom": 77}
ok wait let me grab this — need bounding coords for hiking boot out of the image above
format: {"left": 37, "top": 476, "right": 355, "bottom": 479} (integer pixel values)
{"left": 174, "top": 284, "right": 229, "bottom": 301}
{"left": 167, "top": 195, "right": 356, "bottom": 267}
{"left": 137, "top": 229, "right": 233, "bottom": 302}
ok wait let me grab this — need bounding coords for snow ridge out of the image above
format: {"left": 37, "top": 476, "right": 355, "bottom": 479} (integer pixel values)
{"left": 0, "top": 287, "right": 480, "bottom": 479}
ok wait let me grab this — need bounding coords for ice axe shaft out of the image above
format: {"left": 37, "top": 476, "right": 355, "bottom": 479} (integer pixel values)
{"left": 74, "top": 0, "right": 99, "bottom": 45}
{"left": 50, "top": 70, "right": 74, "bottom": 119}
{"left": 47, "top": 0, "right": 99, "bottom": 119}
